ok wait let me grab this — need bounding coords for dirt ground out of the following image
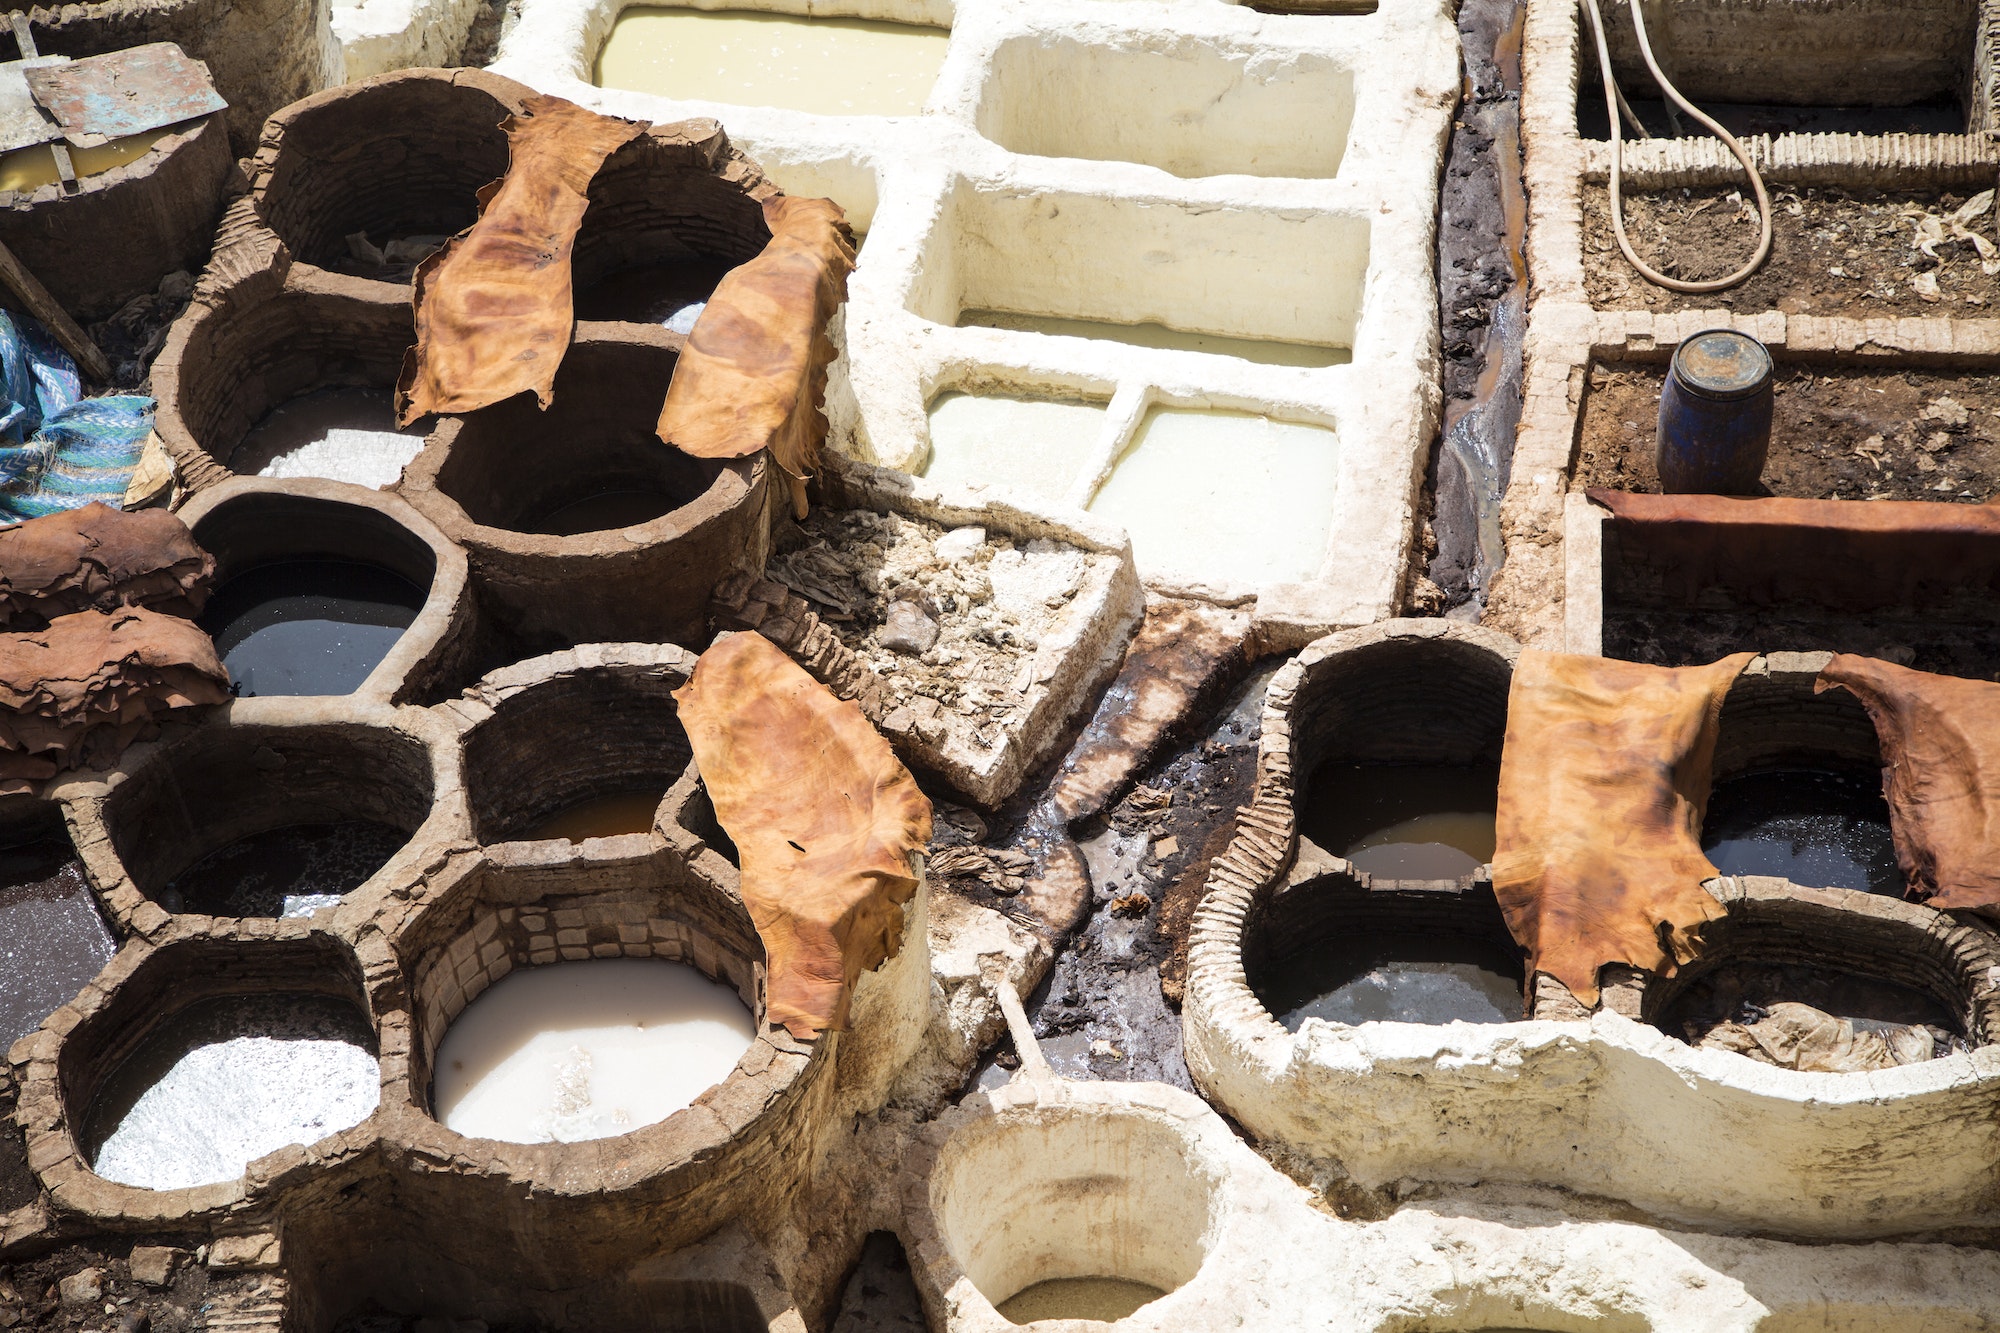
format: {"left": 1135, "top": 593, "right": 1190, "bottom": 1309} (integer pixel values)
{"left": 1574, "top": 362, "right": 2000, "bottom": 501}
{"left": 0, "top": 1240, "right": 250, "bottom": 1333}
{"left": 1583, "top": 184, "right": 2000, "bottom": 315}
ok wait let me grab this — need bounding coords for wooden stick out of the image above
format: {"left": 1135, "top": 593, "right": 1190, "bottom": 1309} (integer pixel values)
{"left": 8, "top": 12, "right": 34, "bottom": 57}
{"left": 0, "top": 237, "right": 111, "bottom": 382}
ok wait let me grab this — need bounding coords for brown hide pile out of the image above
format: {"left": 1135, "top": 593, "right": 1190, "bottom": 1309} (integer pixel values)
{"left": 674, "top": 631, "right": 931, "bottom": 1038}
{"left": 0, "top": 504, "right": 213, "bottom": 626}
{"left": 1492, "top": 650, "right": 1752, "bottom": 1006}
{"left": 1817, "top": 654, "right": 2000, "bottom": 917}
{"left": 0, "top": 607, "right": 229, "bottom": 793}
{"left": 396, "top": 95, "right": 645, "bottom": 423}
{"left": 1589, "top": 489, "right": 2000, "bottom": 611}
{"left": 656, "top": 196, "right": 857, "bottom": 518}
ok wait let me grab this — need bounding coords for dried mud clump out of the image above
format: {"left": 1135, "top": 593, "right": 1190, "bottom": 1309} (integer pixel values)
{"left": 767, "top": 509, "right": 1093, "bottom": 756}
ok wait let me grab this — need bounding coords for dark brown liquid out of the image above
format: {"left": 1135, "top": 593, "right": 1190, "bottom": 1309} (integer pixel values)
{"left": 1254, "top": 931, "right": 1525, "bottom": 1029}
{"left": 530, "top": 490, "right": 678, "bottom": 536}
{"left": 516, "top": 790, "right": 663, "bottom": 842}
{"left": 161, "top": 822, "right": 408, "bottom": 918}
{"left": 1300, "top": 763, "right": 1499, "bottom": 878}
{"left": 0, "top": 842, "right": 113, "bottom": 1045}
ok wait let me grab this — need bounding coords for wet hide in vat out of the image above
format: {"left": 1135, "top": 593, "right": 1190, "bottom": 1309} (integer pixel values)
{"left": 396, "top": 96, "right": 645, "bottom": 422}
{"left": 674, "top": 631, "right": 930, "bottom": 1038}
{"left": 1816, "top": 654, "right": 2000, "bottom": 918}
{"left": 1492, "top": 650, "right": 1752, "bottom": 1006}
{"left": 0, "top": 606, "right": 228, "bottom": 792}
{"left": 656, "top": 196, "right": 856, "bottom": 519}
{"left": 1698, "top": 1001, "right": 1937, "bottom": 1073}
{"left": 0, "top": 503, "right": 213, "bottom": 626}
{"left": 1588, "top": 489, "right": 2000, "bottom": 610}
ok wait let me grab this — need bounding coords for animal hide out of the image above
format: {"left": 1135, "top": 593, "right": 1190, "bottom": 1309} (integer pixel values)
{"left": 0, "top": 503, "right": 212, "bottom": 627}
{"left": 1492, "top": 649, "right": 1752, "bottom": 1006}
{"left": 674, "top": 630, "right": 930, "bottom": 1038}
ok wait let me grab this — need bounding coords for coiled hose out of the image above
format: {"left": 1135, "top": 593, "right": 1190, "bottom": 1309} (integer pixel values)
{"left": 1580, "top": 0, "right": 1773, "bottom": 292}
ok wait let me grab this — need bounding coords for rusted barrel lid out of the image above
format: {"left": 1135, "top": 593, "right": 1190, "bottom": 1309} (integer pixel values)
{"left": 1670, "top": 329, "right": 1772, "bottom": 401}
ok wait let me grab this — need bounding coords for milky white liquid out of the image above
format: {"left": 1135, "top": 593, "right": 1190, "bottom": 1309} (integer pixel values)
{"left": 432, "top": 957, "right": 756, "bottom": 1144}
{"left": 962, "top": 310, "right": 1350, "bottom": 369}
{"left": 595, "top": 9, "right": 950, "bottom": 117}
{"left": 923, "top": 391, "right": 1107, "bottom": 502}
{"left": 1087, "top": 408, "right": 1340, "bottom": 589}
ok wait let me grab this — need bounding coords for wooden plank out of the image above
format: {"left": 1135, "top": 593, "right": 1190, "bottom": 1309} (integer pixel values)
{"left": 0, "top": 236, "right": 111, "bottom": 382}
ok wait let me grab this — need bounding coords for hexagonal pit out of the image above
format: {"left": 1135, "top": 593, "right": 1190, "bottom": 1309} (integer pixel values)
{"left": 188, "top": 488, "right": 444, "bottom": 699}
{"left": 912, "top": 183, "right": 1367, "bottom": 367}
{"left": 406, "top": 863, "right": 764, "bottom": 1147}
{"left": 100, "top": 721, "right": 434, "bottom": 919}
{"left": 1703, "top": 659, "right": 1899, "bottom": 897}
{"left": 406, "top": 336, "right": 765, "bottom": 649}
{"left": 975, "top": 33, "right": 1354, "bottom": 180}
{"left": 257, "top": 71, "right": 521, "bottom": 282}
{"left": 160, "top": 280, "right": 425, "bottom": 489}
{"left": 1642, "top": 888, "right": 2000, "bottom": 1070}
{"left": 62, "top": 935, "right": 378, "bottom": 1192}
{"left": 461, "top": 657, "right": 697, "bottom": 846}
{"left": 0, "top": 801, "right": 113, "bottom": 1050}
{"left": 929, "top": 1104, "right": 1218, "bottom": 1323}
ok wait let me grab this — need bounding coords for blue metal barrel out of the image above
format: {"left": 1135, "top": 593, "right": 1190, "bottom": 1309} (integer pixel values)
{"left": 1656, "top": 330, "right": 1773, "bottom": 495}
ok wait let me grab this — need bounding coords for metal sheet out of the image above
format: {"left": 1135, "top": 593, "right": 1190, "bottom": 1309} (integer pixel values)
{"left": 23, "top": 43, "right": 224, "bottom": 147}
{"left": 0, "top": 57, "right": 68, "bottom": 155}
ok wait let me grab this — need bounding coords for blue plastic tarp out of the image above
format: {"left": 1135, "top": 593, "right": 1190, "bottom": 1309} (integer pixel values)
{"left": 0, "top": 310, "right": 151, "bottom": 525}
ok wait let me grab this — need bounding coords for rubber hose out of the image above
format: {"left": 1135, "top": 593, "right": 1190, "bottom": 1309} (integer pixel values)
{"left": 1580, "top": 0, "right": 1774, "bottom": 293}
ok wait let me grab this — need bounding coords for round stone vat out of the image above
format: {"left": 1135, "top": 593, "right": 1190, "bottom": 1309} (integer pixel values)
{"left": 380, "top": 855, "right": 835, "bottom": 1282}
{"left": 402, "top": 334, "right": 769, "bottom": 650}
{"left": 89, "top": 712, "right": 444, "bottom": 922}
{"left": 570, "top": 123, "right": 777, "bottom": 329}
{"left": 153, "top": 271, "right": 422, "bottom": 492}
{"left": 457, "top": 645, "right": 700, "bottom": 847}
{"left": 1243, "top": 873, "right": 1526, "bottom": 1030}
{"left": 914, "top": 1085, "right": 1223, "bottom": 1326}
{"left": 254, "top": 69, "right": 527, "bottom": 284}
{"left": 1284, "top": 621, "right": 1518, "bottom": 882}
{"left": 1704, "top": 653, "right": 1900, "bottom": 896}
{"left": 51, "top": 933, "right": 379, "bottom": 1207}
{"left": 1641, "top": 878, "right": 2000, "bottom": 1066}
{"left": 0, "top": 113, "right": 231, "bottom": 321}
{"left": 179, "top": 478, "right": 473, "bottom": 702}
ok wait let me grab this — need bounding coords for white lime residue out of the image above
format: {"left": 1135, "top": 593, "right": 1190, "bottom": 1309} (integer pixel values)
{"left": 91, "top": 1021, "right": 379, "bottom": 1191}
{"left": 431, "top": 957, "right": 755, "bottom": 1144}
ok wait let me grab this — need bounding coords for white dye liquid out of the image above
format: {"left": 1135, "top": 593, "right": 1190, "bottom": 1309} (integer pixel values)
{"left": 231, "top": 387, "right": 427, "bottom": 489}
{"left": 595, "top": 9, "right": 950, "bottom": 117}
{"left": 923, "top": 392, "right": 1107, "bottom": 501}
{"left": 961, "top": 311, "right": 1351, "bottom": 369}
{"left": 432, "top": 957, "right": 756, "bottom": 1144}
{"left": 88, "top": 995, "right": 379, "bottom": 1191}
{"left": 1087, "top": 408, "right": 1339, "bottom": 589}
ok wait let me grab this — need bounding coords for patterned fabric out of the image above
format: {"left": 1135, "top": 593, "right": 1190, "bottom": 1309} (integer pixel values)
{"left": 0, "top": 311, "right": 152, "bottom": 525}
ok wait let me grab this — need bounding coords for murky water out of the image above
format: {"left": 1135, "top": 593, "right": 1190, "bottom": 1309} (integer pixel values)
{"left": 431, "top": 957, "right": 754, "bottom": 1144}
{"left": 573, "top": 257, "right": 737, "bottom": 332}
{"left": 1256, "top": 932, "right": 1524, "bottom": 1030}
{"left": 529, "top": 491, "right": 679, "bottom": 536}
{"left": 201, "top": 560, "right": 426, "bottom": 696}
{"left": 1701, "top": 769, "right": 1901, "bottom": 895}
{"left": 963, "top": 310, "right": 1351, "bottom": 368}
{"left": 515, "top": 790, "right": 663, "bottom": 842}
{"left": 1300, "top": 763, "right": 1499, "bottom": 878}
{"left": 595, "top": 8, "right": 950, "bottom": 116}
{"left": 86, "top": 993, "right": 379, "bottom": 1190}
{"left": 160, "top": 821, "right": 408, "bottom": 918}
{"left": 0, "top": 128, "right": 171, "bottom": 193}
{"left": 923, "top": 391, "right": 1106, "bottom": 502}
{"left": 0, "top": 844, "right": 114, "bottom": 1046}
{"left": 996, "top": 1278, "right": 1165, "bottom": 1324}
{"left": 230, "top": 388, "right": 428, "bottom": 489}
